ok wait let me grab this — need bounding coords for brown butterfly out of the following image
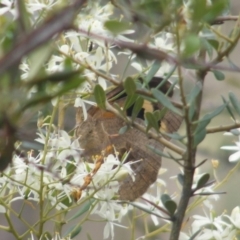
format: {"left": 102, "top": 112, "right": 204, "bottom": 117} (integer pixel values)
{"left": 75, "top": 77, "right": 182, "bottom": 201}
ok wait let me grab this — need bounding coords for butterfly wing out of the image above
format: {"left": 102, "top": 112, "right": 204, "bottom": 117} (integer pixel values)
{"left": 76, "top": 77, "right": 182, "bottom": 200}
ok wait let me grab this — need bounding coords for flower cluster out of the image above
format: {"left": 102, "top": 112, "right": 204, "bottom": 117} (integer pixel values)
{"left": 221, "top": 129, "right": 240, "bottom": 162}
{"left": 181, "top": 207, "right": 240, "bottom": 240}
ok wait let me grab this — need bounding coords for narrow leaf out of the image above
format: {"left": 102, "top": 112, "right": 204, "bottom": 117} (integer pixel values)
{"left": 177, "top": 174, "right": 184, "bottom": 186}
{"left": 131, "top": 96, "right": 144, "bottom": 120}
{"left": 145, "top": 61, "right": 161, "bottom": 83}
{"left": 124, "top": 77, "right": 136, "bottom": 95}
{"left": 183, "top": 34, "right": 201, "bottom": 57}
{"left": 64, "top": 225, "right": 82, "bottom": 238}
{"left": 87, "top": 233, "right": 93, "bottom": 240}
{"left": 151, "top": 88, "right": 182, "bottom": 116}
{"left": 196, "top": 173, "right": 210, "bottom": 190}
{"left": 113, "top": 103, "right": 127, "bottom": 119}
{"left": 145, "top": 112, "right": 159, "bottom": 132}
{"left": 194, "top": 103, "right": 226, "bottom": 127}
{"left": 207, "top": 39, "right": 219, "bottom": 51}
{"left": 129, "top": 202, "right": 163, "bottom": 218}
{"left": 221, "top": 96, "right": 235, "bottom": 120}
{"left": 123, "top": 94, "right": 138, "bottom": 111}
{"left": 161, "top": 194, "right": 171, "bottom": 205}
{"left": 187, "top": 82, "right": 202, "bottom": 104}
{"left": 212, "top": 70, "right": 225, "bottom": 81}
{"left": 119, "top": 125, "right": 129, "bottom": 135}
{"left": 104, "top": 20, "right": 130, "bottom": 35}
{"left": 194, "top": 119, "right": 210, "bottom": 135}
{"left": 68, "top": 200, "right": 94, "bottom": 221}
{"left": 188, "top": 102, "right": 196, "bottom": 121}
{"left": 229, "top": 92, "right": 240, "bottom": 116}
{"left": 163, "top": 132, "right": 185, "bottom": 140}
{"left": 156, "top": 107, "right": 168, "bottom": 121}
{"left": 165, "top": 200, "right": 177, "bottom": 216}
{"left": 194, "top": 129, "right": 207, "bottom": 147}
{"left": 148, "top": 145, "right": 172, "bottom": 159}
{"left": 94, "top": 84, "right": 106, "bottom": 110}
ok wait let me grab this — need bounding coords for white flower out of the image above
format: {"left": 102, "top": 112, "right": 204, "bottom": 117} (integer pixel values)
{"left": 26, "top": 0, "right": 58, "bottom": 13}
{"left": 225, "top": 206, "right": 240, "bottom": 229}
{"left": 93, "top": 199, "right": 127, "bottom": 240}
{"left": 154, "top": 32, "right": 175, "bottom": 53}
{"left": 190, "top": 212, "right": 236, "bottom": 240}
{"left": 0, "top": 0, "right": 17, "bottom": 18}
{"left": 221, "top": 136, "right": 240, "bottom": 162}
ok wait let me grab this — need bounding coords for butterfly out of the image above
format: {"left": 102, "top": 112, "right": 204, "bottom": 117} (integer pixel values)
{"left": 75, "top": 76, "right": 182, "bottom": 201}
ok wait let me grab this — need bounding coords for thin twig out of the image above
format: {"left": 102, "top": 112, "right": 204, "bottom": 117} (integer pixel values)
{"left": 207, "top": 123, "right": 240, "bottom": 133}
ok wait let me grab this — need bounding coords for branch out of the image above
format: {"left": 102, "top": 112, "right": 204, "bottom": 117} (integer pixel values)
{"left": 0, "top": 0, "right": 87, "bottom": 75}
{"left": 207, "top": 123, "right": 240, "bottom": 134}
{"left": 213, "top": 15, "right": 239, "bottom": 24}
{"left": 77, "top": 28, "right": 240, "bottom": 74}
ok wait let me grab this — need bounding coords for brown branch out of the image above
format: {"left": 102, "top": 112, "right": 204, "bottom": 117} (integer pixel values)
{"left": 0, "top": 0, "right": 87, "bottom": 75}
{"left": 213, "top": 15, "right": 239, "bottom": 24}
{"left": 207, "top": 123, "right": 240, "bottom": 134}
{"left": 77, "top": 28, "right": 240, "bottom": 74}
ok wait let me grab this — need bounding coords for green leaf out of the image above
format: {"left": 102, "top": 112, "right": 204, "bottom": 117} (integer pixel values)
{"left": 123, "top": 94, "right": 138, "bottom": 111}
{"left": 145, "top": 112, "right": 159, "bottom": 132}
{"left": 86, "top": 233, "right": 93, "bottom": 240}
{"left": 151, "top": 88, "right": 182, "bottom": 116}
{"left": 201, "top": 38, "right": 213, "bottom": 58}
{"left": 188, "top": 102, "right": 196, "bottom": 121}
{"left": 155, "top": 108, "right": 168, "bottom": 121}
{"left": 221, "top": 96, "right": 235, "bottom": 121}
{"left": 68, "top": 200, "right": 95, "bottom": 221}
{"left": 229, "top": 92, "right": 240, "bottom": 116}
{"left": 212, "top": 70, "right": 225, "bottom": 81}
{"left": 165, "top": 199, "right": 177, "bottom": 216}
{"left": 177, "top": 174, "right": 184, "bottom": 186}
{"left": 94, "top": 84, "right": 106, "bottom": 110}
{"left": 161, "top": 194, "right": 177, "bottom": 216}
{"left": 64, "top": 225, "right": 82, "bottom": 238}
{"left": 104, "top": 20, "right": 131, "bottom": 35}
{"left": 194, "top": 129, "right": 207, "bottom": 147}
{"left": 161, "top": 194, "right": 171, "bottom": 205}
{"left": 145, "top": 61, "right": 161, "bottom": 83}
{"left": 196, "top": 173, "right": 210, "bottom": 190}
{"left": 163, "top": 132, "right": 185, "bottom": 140}
{"left": 203, "top": 0, "right": 229, "bottom": 23}
{"left": 194, "top": 103, "right": 226, "bottom": 128}
{"left": 193, "top": 104, "right": 226, "bottom": 146}
{"left": 129, "top": 202, "right": 163, "bottom": 218}
{"left": 131, "top": 96, "right": 144, "bottom": 120}
{"left": 148, "top": 145, "right": 172, "bottom": 159}
{"left": 17, "top": 1, "right": 31, "bottom": 32}
{"left": 187, "top": 82, "right": 202, "bottom": 104}
{"left": 190, "top": 0, "right": 208, "bottom": 22}
{"left": 182, "top": 34, "right": 201, "bottom": 57}
{"left": 187, "top": 82, "right": 202, "bottom": 121}
{"left": 124, "top": 77, "right": 136, "bottom": 95}
{"left": 113, "top": 102, "right": 126, "bottom": 119}
{"left": 28, "top": 43, "right": 52, "bottom": 79}
{"left": 21, "top": 74, "right": 86, "bottom": 112}
{"left": 119, "top": 125, "right": 129, "bottom": 135}
{"left": 207, "top": 39, "right": 219, "bottom": 51}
